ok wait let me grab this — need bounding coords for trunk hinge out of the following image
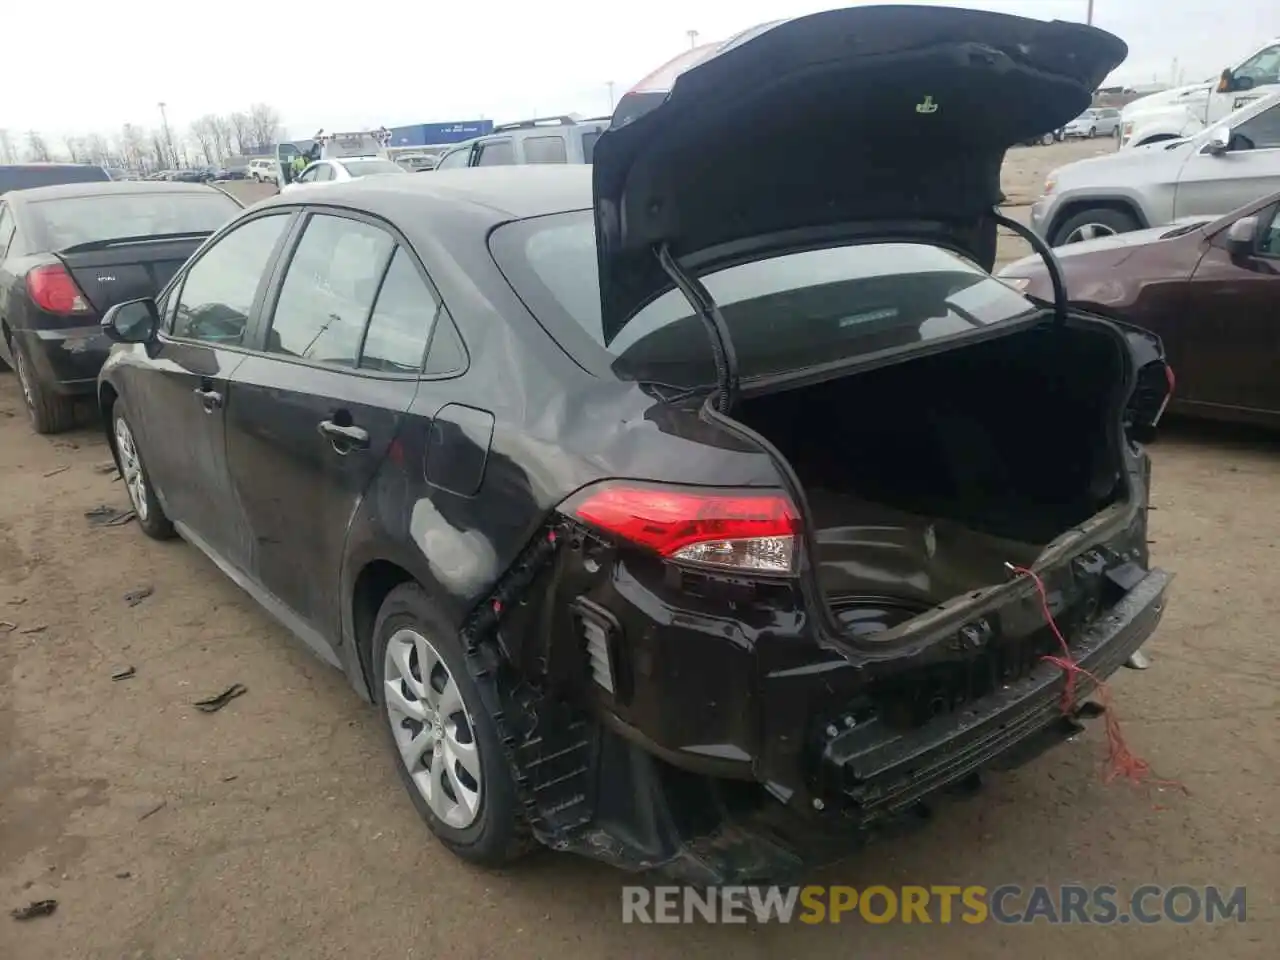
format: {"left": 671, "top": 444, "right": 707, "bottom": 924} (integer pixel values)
{"left": 655, "top": 243, "right": 740, "bottom": 412}
{"left": 992, "top": 211, "right": 1068, "bottom": 324}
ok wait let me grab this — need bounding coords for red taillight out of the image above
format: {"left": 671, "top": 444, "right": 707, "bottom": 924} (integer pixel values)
{"left": 564, "top": 482, "right": 800, "bottom": 574}
{"left": 26, "top": 265, "right": 92, "bottom": 316}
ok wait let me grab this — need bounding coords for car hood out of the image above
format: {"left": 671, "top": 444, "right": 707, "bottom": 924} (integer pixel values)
{"left": 591, "top": 4, "right": 1127, "bottom": 341}
{"left": 1000, "top": 219, "right": 1209, "bottom": 274}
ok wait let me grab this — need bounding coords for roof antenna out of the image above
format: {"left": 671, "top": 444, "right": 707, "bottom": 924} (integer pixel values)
{"left": 992, "top": 210, "right": 1068, "bottom": 324}
{"left": 656, "top": 243, "right": 739, "bottom": 413}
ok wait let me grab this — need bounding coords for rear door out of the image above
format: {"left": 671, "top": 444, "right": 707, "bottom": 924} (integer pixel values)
{"left": 1177, "top": 201, "right": 1280, "bottom": 414}
{"left": 1174, "top": 102, "right": 1280, "bottom": 218}
{"left": 131, "top": 210, "right": 296, "bottom": 570}
{"left": 224, "top": 210, "right": 436, "bottom": 642}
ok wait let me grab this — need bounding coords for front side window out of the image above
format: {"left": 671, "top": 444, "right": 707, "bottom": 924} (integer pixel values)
{"left": 476, "top": 140, "right": 515, "bottom": 166}
{"left": 360, "top": 247, "right": 438, "bottom": 373}
{"left": 1255, "top": 203, "right": 1280, "bottom": 257}
{"left": 265, "top": 214, "right": 395, "bottom": 366}
{"left": 491, "top": 210, "right": 1037, "bottom": 384}
{"left": 172, "top": 214, "right": 290, "bottom": 344}
{"left": 1230, "top": 103, "right": 1280, "bottom": 150}
{"left": 1236, "top": 44, "right": 1280, "bottom": 87}
{"left": 435, "top": 147, "right": 472, "bottom": 169}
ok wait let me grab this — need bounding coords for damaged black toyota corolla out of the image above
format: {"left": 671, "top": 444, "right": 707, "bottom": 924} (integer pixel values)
{"left": 97, "top": 6, "right": 1173, "bottom": 882}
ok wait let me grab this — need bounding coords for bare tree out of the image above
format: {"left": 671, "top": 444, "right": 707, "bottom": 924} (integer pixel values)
{"left": 191, "top": 115, "right": 217, "bottom": 164}
{"left": 0, "top": 129, "right": 15, "bottom": 164}
{"left": 63, "top": 136, "right": 84, "bottom": 163}
{"left": 247, "top": 103, "right": 282, "bottom": 149}
{"left": 151, "top": 129, "right": 169, "bottom": 169}
{"left": 84, "top": 133, "right": 111, "bottom": 166}
{"left": 119, "top": 123, "right": 146, "bottom": 172}
{"left": 229, "top": 111, "right": 251, "bottom": 154}
{"left": 211, "top": 114, "right": 234, "bottom": 159}
{"left": 26, "top": 130, "right": 51, "bottom": 162}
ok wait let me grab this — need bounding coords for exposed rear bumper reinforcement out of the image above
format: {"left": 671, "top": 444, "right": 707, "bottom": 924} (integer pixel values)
{"left": 820, "top": 568, "right": 1171, "bottom": 824}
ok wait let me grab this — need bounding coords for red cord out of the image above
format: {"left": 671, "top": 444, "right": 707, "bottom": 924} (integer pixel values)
{"left": 1007, "top": 564, "right": 1186, "bottom": 793}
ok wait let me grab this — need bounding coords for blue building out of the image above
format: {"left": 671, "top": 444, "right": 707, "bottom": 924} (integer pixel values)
{"left": 387, "top": 120, "right": 494, "bottom": 148}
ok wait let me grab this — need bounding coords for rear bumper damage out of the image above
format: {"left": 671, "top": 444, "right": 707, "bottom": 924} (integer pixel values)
{"left": 471, "top": 516, "right": 1170, "bottom": 883}
{"left": 15, "top": 325, "right": 110, "bottom": 394}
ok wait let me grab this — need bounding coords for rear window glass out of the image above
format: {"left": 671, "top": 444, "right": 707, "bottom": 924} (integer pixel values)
{"left": 29, "top": 191, "right": 241, "bottom": 252}
{"left": 0, "top": 165, "right": 110, "bottom": 194}
{"left": 490, "top": 210, "right": 1037, "bottom": 384}
{"left": 340, "top": 159, "right": 404, "bottom": 178}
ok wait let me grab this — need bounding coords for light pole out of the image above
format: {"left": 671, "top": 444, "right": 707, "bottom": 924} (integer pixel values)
{"left": 606, "top": 80, "right": 616, "bottom": 110}
{"left": 157, "top": 101, "right": 175, "bottom": 168}
{"left": 1086, "top": 0, "right": 1094, "bottom": 25}
{"left": 687, "top": 29, "right": 699, "bottom": 49}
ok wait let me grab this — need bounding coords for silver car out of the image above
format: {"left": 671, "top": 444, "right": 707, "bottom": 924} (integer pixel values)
{"left": 1031, "top": 92, "right": 1280, "bottom": 246}
{"left": 1063, "top": 107, "right": 1122, "bottom": 138}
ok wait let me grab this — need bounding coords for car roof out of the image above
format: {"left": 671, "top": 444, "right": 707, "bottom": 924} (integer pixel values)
{"left": 262, "top": 165, "right": 592, "bottom": 222}
{"left": 6, "top": 180, "right": 225, "bottom": 203}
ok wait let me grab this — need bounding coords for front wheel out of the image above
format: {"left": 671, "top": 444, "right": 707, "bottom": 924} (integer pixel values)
{"left": 1051, "top": 207, "right": 1140, "bottom": 247}
{"left": 1041, "top": 131, "right": 1056, "bottom": 146}
{"left": 373, "top": 583, "right": 532, "bottom": 867}
{"left": 112, "top": 403, "right": 175, "bottom": 539}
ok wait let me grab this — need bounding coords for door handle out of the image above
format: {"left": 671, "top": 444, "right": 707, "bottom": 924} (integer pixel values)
{"left": 193, "top": 387, "right": 223, "bottom": 411}
{"left": 318, "top": 419, "right": 370, "bottom": 451}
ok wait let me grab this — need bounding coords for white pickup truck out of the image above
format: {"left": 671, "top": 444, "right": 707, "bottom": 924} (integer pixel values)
{"left": 1119, "top": 38, "right": 1280, "bottom": 148}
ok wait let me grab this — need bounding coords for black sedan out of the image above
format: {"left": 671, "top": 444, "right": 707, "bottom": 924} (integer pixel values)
{"left": 95, "top": 5, "right": 1170, "bottom": 882}
{"left": 0, "top": 181, "right": 242, "bottom": 432}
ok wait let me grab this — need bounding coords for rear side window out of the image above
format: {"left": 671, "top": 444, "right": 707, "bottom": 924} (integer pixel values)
{"left": 476, "top": 140, "right": 515, "bottom": 166}
{"left": 490, "top": 211, "right": 1037, "bottom": 384}
{"left": 28, "top": 191, "right": 240, "bottom": 251}
{"left": 172, "top": 214, "right": 290, "bottom": 344}
{"left": 580, "top": 131, "right": 602, "bottom": 163}
{"left": 266, "top": 214, "right": 395, "bottom": 366}
{"left": 0, "top": 165, "right": 109, "bottom": 194}
{"left": 522, "top": 136, "right": 567, "bottom": 164}
{"left": 360, "top": 248, "right": 438, "bottom": 373}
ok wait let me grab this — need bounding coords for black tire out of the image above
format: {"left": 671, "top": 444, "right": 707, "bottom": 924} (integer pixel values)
{"left": 110, "top": 400, "right": 176, "bottom": 540}
{"left": 372, "top": 583, "right": 532, "bottom": 867}
{"left": 11, "top": 339, "right": 77, "bottom": 434}
{"left": 1041, "top": 132, "right": 1055, "bottom": 146}
{"left": 1051, "top": 207, "right": 1140, "bottom": 247}
{"left": 1088, "top": 126, "right": 1097, "bottom": 138}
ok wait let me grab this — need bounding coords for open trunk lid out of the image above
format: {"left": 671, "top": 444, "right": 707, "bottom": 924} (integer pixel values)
{"left": 593, "top": 4, "right": 1126, "bottom": 340}
{"left": 56, "top": 234, "right": 208, "bottom": 314}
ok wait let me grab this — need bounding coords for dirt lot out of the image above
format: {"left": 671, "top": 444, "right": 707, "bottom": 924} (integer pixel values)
{"left": 4, "top": 138, "right": 1277, "bottom": 959}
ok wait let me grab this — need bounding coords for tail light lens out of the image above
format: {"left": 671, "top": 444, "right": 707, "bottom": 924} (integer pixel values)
{"left": 563, "top": 482, "right": 800, "bottom": 574}
{"left": 26, "top": 265, "right": 91, "bottom": 316}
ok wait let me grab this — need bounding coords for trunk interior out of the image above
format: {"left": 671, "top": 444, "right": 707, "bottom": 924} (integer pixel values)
{"left": 733, "top": 321, "right": 1129, "bottom": 630}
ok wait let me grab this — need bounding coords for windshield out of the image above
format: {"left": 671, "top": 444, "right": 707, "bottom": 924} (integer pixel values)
{"left": 340, "top": 159, "right": 404, "bottom": 178}
{"left": 29, "top": 191, "right": 240, "bottom": 251}
{"left": 491, "top": 210, "right": 1038, "bottom": 384}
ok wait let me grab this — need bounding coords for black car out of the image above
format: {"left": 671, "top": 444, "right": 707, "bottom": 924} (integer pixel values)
{"left": 0, "top": 162, "right": 111, "bottom": 195}
{"left": 0, "top": 181, "right": 242, "bottom": 432}
{"left": 96, "top": 6, "right": 1172, "bottom": 882}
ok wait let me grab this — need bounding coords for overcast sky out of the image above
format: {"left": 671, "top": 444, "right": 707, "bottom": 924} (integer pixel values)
{"left": 3, "top": 0, "right": 1277, "bottom": 143}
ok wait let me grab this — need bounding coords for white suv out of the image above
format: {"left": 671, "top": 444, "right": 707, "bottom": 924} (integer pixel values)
{"left": 247, "top": 157, "right": 279, "bottom": 184}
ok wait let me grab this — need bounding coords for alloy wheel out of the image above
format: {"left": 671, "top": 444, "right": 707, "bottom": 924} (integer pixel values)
{"left": 383, "top": 628, "right": 483, "bottom": 829}
{"left": 114, "top": 415, "right": 150, "bottom": 522}
{"left": 1064, "top": 222, "right": 1118, "bottom": 244}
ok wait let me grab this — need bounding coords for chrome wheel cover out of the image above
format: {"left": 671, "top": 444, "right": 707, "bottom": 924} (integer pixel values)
{"left": 383, "top": 628, "right": 482, "bottom": 829}
{"left": 1064, "top": 222, "right": 1119, "bottom": 244}
{"left": 114, "top": 415, "right": 150, "bottom": 522}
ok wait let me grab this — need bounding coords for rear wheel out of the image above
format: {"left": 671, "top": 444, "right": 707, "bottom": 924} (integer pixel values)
{"left": 372, "top": 583, "right": 531, "bottom": 867}
{"left": 1051, "top": 207, "right": 1140, "bottom": 247}
{"left": 1041, "top": 131, "right": 1055, "bottom": 146}
{"left": 1088, "top": 126, "right": 1097, "bottom": 138}
{"left": 12, "top": 341, "right": 77, "bottom": 434}
{"left": 112, "top": 402, "right": 175, "bottom": 539}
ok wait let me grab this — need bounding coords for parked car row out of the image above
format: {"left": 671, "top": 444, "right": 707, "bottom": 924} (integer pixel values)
{"left": 17, "top": 5, "right": 1173, "bottom": 888}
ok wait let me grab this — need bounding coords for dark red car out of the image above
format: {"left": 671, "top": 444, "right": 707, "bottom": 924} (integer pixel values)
{"left": 1000, "top": 191, "right": 1280, "bottom": 427}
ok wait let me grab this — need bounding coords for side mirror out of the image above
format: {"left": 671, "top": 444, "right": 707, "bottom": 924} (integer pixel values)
{"left": 1206, "top": 127, "right": 1232, "bottom": 156}
{"left": 102, "top": 298, "right": 160, "bottom": 344}
{"left": 1225, "top": 216, "right": 1258, "bottom": 256}
{"left": 1217, "top": 68, "right": 1233, "bottom": 93}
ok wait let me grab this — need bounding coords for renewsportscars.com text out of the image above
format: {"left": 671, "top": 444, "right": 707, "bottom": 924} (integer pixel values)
{"left": 621, "top": 884, "right": 1247, "bottom": 925}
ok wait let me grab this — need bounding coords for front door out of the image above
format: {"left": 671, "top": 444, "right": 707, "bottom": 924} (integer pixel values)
{"left": 1177, "top": 202, "right": 1280, "bottom": 415}
{"left": 1174, "top": 101, "right": 1280, "bottom": 219}
{"left": 225, "top": 212, "right": 439, "bottom": 642}
{"left": 134, "top": 211, "right": 295, "bottom": 570}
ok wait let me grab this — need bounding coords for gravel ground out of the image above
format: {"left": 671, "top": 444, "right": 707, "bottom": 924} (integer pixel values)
{"left": 3, "top": 137, "right": 1276, "bottom": 959}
